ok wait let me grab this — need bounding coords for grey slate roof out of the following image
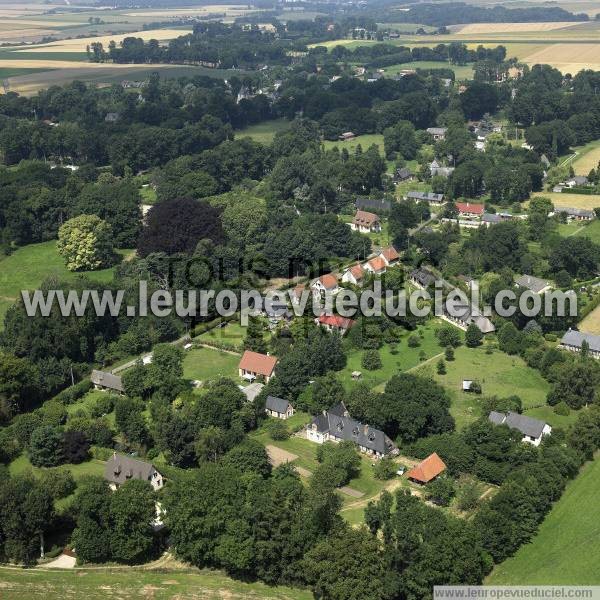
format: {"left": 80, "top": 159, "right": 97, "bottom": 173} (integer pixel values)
{"left": 104, "top": 454, "right": 160, "bottom": 486}
{"left": 411, "top": 267, "right": 436, "bottom": 288}
{"left": 91, "top": 370, "right": 124, "bottom": 393}
{"left": 311, "top": 406, "right": 396, "bottom": 455}
{"left": 266, "top": 395, "right": 291, "bottom": 414}
{"left": 407, "top": 191, "right": 444, "bottom": 203}
{"left": 488, "top": 411, "right": 547, "bottom": 439}
{"left": 395, "top": 167, "right": 413, "bottom": 180}
{"left": 556, "top": 206, "right": 595, "bottom": 219}
{"left": 561, "top": 329, "right": 600, "bottom": 353}
{"left": 355, "top": 197, "right": 391, "bottom": 212}
{"left": 447, "top": 302, "right": 495, "bottom": 333}
{"left": 427, "top": 127, "right": 447, "bottom": 136}
{"left": 482, "top": 213, "right": 502, "bottom": 224}
{"left": 515, "top": 275, "right": 551, "bottom": 293}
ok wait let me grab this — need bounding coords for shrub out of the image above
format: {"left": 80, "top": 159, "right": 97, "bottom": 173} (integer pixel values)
{"left": 362, "top": 349, "right": 382, "bottom": 370}
{"left": 373, "top": 457, "right": 397, "bottom": 480}
{"left": 456, "top": 479, "right": 481, "bottom": 511}
{"left": 54, "top": 380, "right": 93, "bottom": 405}
{"left": 426, "top": 475, "right": 456, "bottom": 506}
{"left": 407, "top": 335, "right": 421, "bottom": 348}
{"left": 437, "top": 359, "right": 446, "bottom": 375}
{"left": 554, "top": 401, "right": 571, "bottom": 416}
{"left": 40, "top": 468, "right": 76, "bottom": 500}
{"left": 90, "top": 394, "right": 116, "bottom": 418}
{"left": 445, "top": 346, "right": 455, "bottom": 361}
{"left": 267, "top": 419, "right": 290, "bottom": 441}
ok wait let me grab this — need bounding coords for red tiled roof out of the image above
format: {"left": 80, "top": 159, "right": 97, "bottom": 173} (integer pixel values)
{"left": 291, "top": 284, "right": 306, "bottom": 298}
{"left": 381, "top": 246, "right": 399, "bottom": 262}
{"left": 349, "top": 264, "right": 364, "bottom": 280}
{"left": 352, "top": 210, "right": 380, "bottom": 227}
{"left": 455, "top": 202, "right": 484, "bottom": 215}
{"left": 367, "top": 256, "right": 387, "bottom": 273}
{"left": 406, "top": 453, "right": 446, "bottom": 483}
{"left": 318, "top": 274, "right": 338, "bottom": 290}
{"left": 239, "top": 351, "right": 277, "bottom": 377}
{"left": 317, "top": 314, "right": 356, "bottom": 330}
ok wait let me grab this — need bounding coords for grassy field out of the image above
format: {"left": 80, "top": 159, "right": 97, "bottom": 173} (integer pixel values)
{"left": 237, "top": 119, "right": 291, "bottom": 144}
{"left": 572, "top": 139, "right": 600, "bottom": 175}
{"left": 196, "top": 321, "right": 248, "bottom": 349}
{"left": 487, "top": 455, "right": 600, "bottom": 584}
{"left": 0, "top": 241, "right": 131, "bottom": 326}
{"left": 384, "top": 61, "right": 474, "bottom": 79}
{"left": 323, "top": 133, "right": 385, "bottom": 156}
{"left": 578, "top": 302, "right": 600, "bottom": 335}
{"left": 532, "top": 191, "right": 600, "bottom": 210}
{"left": 9, "top": 454, "right": 106, "bottom": 481}
{"left": 182, "top": 346, "right": 241, "bottom": 383}
{"left": 338, "top": 319, "right": 447, "bottom": 391}
{"left": 416, "top": 345, "right": 552, "bottom": 430}
{"left": 0, "top": 565, "right": 313, "bottom": 600}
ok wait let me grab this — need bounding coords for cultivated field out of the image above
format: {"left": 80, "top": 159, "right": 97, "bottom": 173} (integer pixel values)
{"left": 384, "top": 61, "right": 474, "bottom": 79}
{"left": 573, "top": 140, "right": 600, "bottom": 175}
{"left": 487, "top": 455, "right": 600, "bottom": 584}
{"left": 450, "top": 21, "right": 586, "bottom": 34}
{"left": 531, "top": 191, "right": 600, "bottom": 210}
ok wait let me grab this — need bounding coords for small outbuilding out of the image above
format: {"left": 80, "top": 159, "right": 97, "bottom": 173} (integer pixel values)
{"left": 406, "top": 452, "right": 447, "bottom": 484}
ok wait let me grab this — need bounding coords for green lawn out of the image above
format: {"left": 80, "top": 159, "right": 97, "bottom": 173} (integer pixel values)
{"left": 66, "top": 389, "right": 116, "bottom": 427}
{"left": 323, "top": 133, "right": 385, "bottom": 157}
{"left": 338, "top": 319, "right": 446, "bottom": 391}
{"left": 575, "top": 219, "right": 600, "bottom": 245}
{"left": 196, "top": 321, "right": 249, "bottom": 350}
{"left": 237, "top": 118, "right": 291, "bottom": 144}
{"left": 9, "top": 454, "right": 106, "bottom": 481}
{"left": 139, "top": 185, "right": 157, "bottom": 204}
{"left": 0, "top": 565, "right": 313, "bottom": 600}
{"left": 487, "top": 455, "right": 600, "bottom": 585}
{"left": 416, "top": 345, "right": 552, "bottom": 430}
{"left": 0, "top": 240, "right": 132, "bottom": 326}
{"left": 384, "top": 61, "right": 474, "bottom": 79}
{"left": 183, "top": 346, "right": 240, "bottom": 383}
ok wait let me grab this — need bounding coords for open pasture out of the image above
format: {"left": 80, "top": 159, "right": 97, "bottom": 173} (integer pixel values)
{"left": 532, "top": 191, "right": 600, "bottom": 211}
{"left": 450, "top": 21, "right": 586, "bottom": 34}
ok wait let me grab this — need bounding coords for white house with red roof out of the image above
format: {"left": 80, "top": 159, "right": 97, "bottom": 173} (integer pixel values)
{"left": 315, "top": 314, "right": 356, "bottom": 336}
{"left": 342, "top": 263, "right": 365, "bottom": 286}
{"left": 364, "top": 256, "right": 387, "bottom": 275}
{"left": 455, "top": 202, "right": 484, "bottom": 218}
{"left": 238, "top": 350, "right": 278, "bottom": 383}
{"left": 311, "top": 274, "right": 340, "bottom": 297}
{"left": 350, "top": 210, "right": 382, "bottom": 234}
{"left": 379, "top": 246, "right": 399, "bottom": 266}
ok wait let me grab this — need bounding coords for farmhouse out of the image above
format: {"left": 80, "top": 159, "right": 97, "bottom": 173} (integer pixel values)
{"left": 265, "top": 395, "right": 294, "bottom": 419}
{"left": 406, "top": 453, "right": 447, "bottom": 484}
{"left": 91, "top": 370, "right": 124, "bottom": 394}
{"left": 555, "top": 207, "right": 595, "bottom": 221}
{"left": 410, "top": 267, "right": 436, "bottom": 289}
{"left": 427, "top": 127, "right": 447, "bottom": 141}
{"left": 443, "top": 302, "right": 495, "bottom": 333}
{"left": 482, "top": 213, "right": 502, "bottom": 226}
{"left": 566, "top": 175, "right": 589, "bottom": 187}
{"left": 406, "top": 191, "right": 444, "bottom": 205}
{"left": 455, "top": 202, "right": 484, "bottom": 218}
{"left": 429, "top": 159, "right": 454, "bottom": 177}
{"left": 364, "top": 256, "right": 387, "bottom": 275}
{"left": 339, "top": 131, "right": 356, "bottom": 141}
{"left": 393, "top": 167, "right": 413, "bottom": 183}
{"left": 351, "top": 210, "right": 382, "bottom": 233}
{"left": 488, "top": 411, "right": 552, "bottom": 447}
{"left": 316, "top": 314, "right": 356, "bottom": 336}
{"left": 515, "top": 275, "right": 553, "bottom": 295}
{"left": 380, "top": 245, "right": 399, "bottom": 266}
{"left": 311, "top": 273, "right": 340, "bottom": 297}
{"left": 238, "top": 350, "right": 277, "bottom": 383}
{"left": 342, "top": 263, "right": 365, "bottom": 286}
{"left": 307, "top": 402, "right": 397, "bottom": 458}
{"left": 104, "top": 453, "right": 164, "bottom": 491}
{"left": 355, "top": 197, "right": 391, "bottom": 212}
{"left": 560, "top": 329, "right": 600, "bottom": 359}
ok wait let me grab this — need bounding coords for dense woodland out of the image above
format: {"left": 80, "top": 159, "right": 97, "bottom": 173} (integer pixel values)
{"left": 2, "top": 20, "right": 600, "bottom": 598}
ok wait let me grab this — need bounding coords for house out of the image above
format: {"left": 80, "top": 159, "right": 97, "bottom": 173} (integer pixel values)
{"left": 311, "top": 274, "right": 340, "bottom": 297}
{"left": 240, "top": 382, "right": 264, "bottom": 402}
{"left": 364, "top": 256, "right": 387, "bottom": 275}
{"left": 393, "top": 167, "right": 413, "bottom": 183}
{"left": 351, "top": 210, "right": 382, "bottom": 233}
{"left": 410, "top": 267, "right": 436, "bottom": 289}
{"left": 104, "top": 453, "right": 164, "bottom": 491}
{"left": 560, "top": 329, "right": 600, "bottom": 359}
{"left": 482, "top": 213, "right": 502, "bottom": 226}
{"left": 91, "top": 370, "right": 124, "bottom": 394}
{"left": 380, "top": 245, "right": 399, "bottom": 266}
{"left": 238, "top": 350, "right": 277, "bottom": 383}
{"left": 555, "top": 206, "right": 595, "bottom": 221}
{"left": 566, "top": 175, "right": 589, "bottom": 187}
{"left": 406, "top": 191, "right": 444, "bottom": 205}
{"left": 427, "top": 127, "right": 447, "bottom": 141}
{"left": 342, "top": 263, "right": 365, "bottom": 286}
{"left": 316, "top": 314, "right": 356, "bottom": 336}
{"left": 455, "top": 202, "right": 484, "bottom": 218}
{"left": 515, "top": 274, "right": 553, "bottom": 295}
{"left": 429, "top": 159, "right": 454, "bottom": 177}
{"left": 307, "top": 402, "right": 397, "bottom": 457}
{"left": 104, "top": 112, "right": 120, "bottom": 123}
{"left": 443, "top": 302, "right": 495, "bottom": 333}
{"left": 339, "top": 131, "right": 356, "bottom": 141}
{"left": 489, "top": 411, "right": 552, "bottom": 447}
{"left": 265, "top": 395, "right": 294, "bottom": 419}
{"left": 406, "top": 453, "right": 446, "bottom": 484}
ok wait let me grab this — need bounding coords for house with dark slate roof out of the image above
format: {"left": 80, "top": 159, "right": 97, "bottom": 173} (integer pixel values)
{"left": 560, "top": 329, "right": 600, "bottom": 359}
{"left": 410, "top": 267, "right": 436, "bottom": 289}
{"left": 515, "top": 274, "right": 553, "bottom": 295}
{"left": 306, "top": 402, "right": 397, "bottom": 457}
{"left": 488, "top": 411, "right": 552, "bottom": 447}
{"left": 91, "top": 370, "right": 124, "bottom": 394}
{"left": 265, "top": 395, "right": 294, "bottom": 419}
{"left": 104, "top": 453, "right": 164, "bottom": 490}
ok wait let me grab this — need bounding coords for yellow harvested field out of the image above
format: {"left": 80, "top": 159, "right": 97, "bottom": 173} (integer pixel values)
{"left": 579, "top": 305, "right": 600, "bottom": 335}
{"left": 125, "top": 5, "right": 255, "bottom": 17}
{"left": 0, "top": 19, "right": 84, "bottom": 28}
{"left": 574, "top": 147, "right": 600, "bottom": 175}
{"left": 532, "top": 192, "right": 600, "bottom": 210}
{"left": 516, "top": 43, "right": 600, "bottom": 73}
{"left": 451, "top": 22, "right": 585, "bottom": 34}
{"left": 15, "top": 28, "right": 192, "bottom": 53}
